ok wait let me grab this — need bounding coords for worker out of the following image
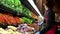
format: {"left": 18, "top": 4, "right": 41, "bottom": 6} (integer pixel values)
{"left": 40, "top": 0, "right": 57, "bottom": 34}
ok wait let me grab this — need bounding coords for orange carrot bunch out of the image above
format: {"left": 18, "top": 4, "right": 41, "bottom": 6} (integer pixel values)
{"left": 0, "top": 13, "right": 23, "bottom": 25}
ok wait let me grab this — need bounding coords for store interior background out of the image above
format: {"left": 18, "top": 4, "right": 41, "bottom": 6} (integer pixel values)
{"left": 35, "top": 0, "right": 60, "bottom": 22}
{"left": 34, "top": 0, "right": 60, "bottom": 33}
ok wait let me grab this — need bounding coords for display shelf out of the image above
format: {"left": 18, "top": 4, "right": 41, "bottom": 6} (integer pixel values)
{"left": 0, "top": 4, "right": 35, "bottom": 22}
{"left": 0, "top": 0, "right": 40, "bottom": 34}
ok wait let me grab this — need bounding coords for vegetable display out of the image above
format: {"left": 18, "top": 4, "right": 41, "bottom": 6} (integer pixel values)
{"left": 0, "top": 13, "right": 39, "bottom": 34}
{"left": 0, "top": 13, "right": 34, "bottom": 25}
{"left": 0, "top": 13, "right": 23, "bottom": 25}
{"left": 0, "top": 25, "right": 35, "bottom": 34}
{"left": 0, "top": 0, "right": 40, "bottom": 34}
{"left": 0, "top": 27, "right": 22, "bottom": 34}
{"left": 0, "top": 0, "right": 31, "bottom": 16}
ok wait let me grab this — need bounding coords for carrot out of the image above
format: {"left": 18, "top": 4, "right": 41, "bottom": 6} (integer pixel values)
{"left": 2, "top": 14, "right": 11, "bottom": 25}
{"left": 0, "top": 13, "right": 5, "bottom": 23}
{"left": 4, "top": 14, "right": 16, "bottom": 25}
{"left": 9, "top": 15, "right": 16, "bottom": 25}
{"left": 19, "top": 18, "right": 24, "bottom": 23}
{"left": 14, "top": 17, "right": 20, "bottom": 24}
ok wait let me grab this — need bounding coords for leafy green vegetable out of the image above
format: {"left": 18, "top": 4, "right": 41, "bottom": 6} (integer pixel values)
{"left": 21, "top": 17, "right": 33, "bottom": 24}
{"left": 0, "top": 0, "right": 30, "bottom": 16}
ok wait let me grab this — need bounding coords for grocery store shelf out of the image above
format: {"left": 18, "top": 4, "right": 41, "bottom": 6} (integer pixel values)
{"left": 0, "top": 4, "right": 35, "bottom": 21}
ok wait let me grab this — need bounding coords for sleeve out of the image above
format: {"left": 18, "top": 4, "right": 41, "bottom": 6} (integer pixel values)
{"left": 40, "top": 9, "right": 55, "bottom": 34}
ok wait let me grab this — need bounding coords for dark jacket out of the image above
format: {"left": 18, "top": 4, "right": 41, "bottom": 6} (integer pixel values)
{"left": 40, "top": 9, "right": 57, "bottom": 34}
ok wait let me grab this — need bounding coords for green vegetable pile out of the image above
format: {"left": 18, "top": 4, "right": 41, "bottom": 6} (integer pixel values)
{"left": 0, "top": 0, "right": 30, "bottom": 16}
{"left": 21, "top": 17, "right": 33, "bottom": 24}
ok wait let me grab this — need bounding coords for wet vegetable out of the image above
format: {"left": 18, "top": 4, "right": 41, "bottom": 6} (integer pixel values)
{"left": 0, "top": 13, "right": 24, "bottom": 25}
{"left": 21, "top": 17, "right": 33, "bottom": 24}
{"left": 0, "top": 0, "right": 31, "bottom": 16}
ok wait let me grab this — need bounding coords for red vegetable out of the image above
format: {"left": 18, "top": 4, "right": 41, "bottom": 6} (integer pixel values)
{"left": 8, "top": 15, "right": 16, "bottom": 25}
{"left": 14, "top": 17, "right": 20, "bottom": 24}
{"left": 0, "top": 13, "right": 5, "bottom": 23}
{"left": 3, "top": 14, "right": 11, "bottom": 24}
{"left": 14, "top": 17, "right": 24, "bottom": 24}
{"left": 0, "top": 13, "right": 24, "bottom": 25}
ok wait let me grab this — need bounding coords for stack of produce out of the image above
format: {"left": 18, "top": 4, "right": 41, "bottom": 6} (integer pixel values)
{"left": 0, "top": 26, "right": 22, "bottom": 34}
{"left": 0, "top": 25, "right": 35, "bottom": 34}
{"left": 0, "top": 13, "right": 23, "bottom": 25}
{"left": 0, "top": 0, "right": 36, "bottom": 25}
{"left": 0, "top": 0, "right": 40, "bottom": 34}
{"left": 0, "top": 0, "right": 31, "bottom": 16}
{"left": 30, "top": 12, "right": 38, "bottom": 20}
{"left": 0, "top": 13, "right": 34, "bottom": 25}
